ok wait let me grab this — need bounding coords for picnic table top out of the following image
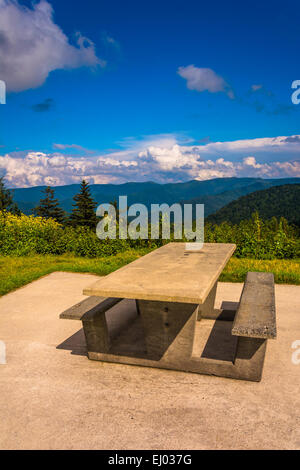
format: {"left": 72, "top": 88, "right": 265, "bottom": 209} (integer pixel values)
{"left": 83, "top": 242, "right": 236, "bottom": 304}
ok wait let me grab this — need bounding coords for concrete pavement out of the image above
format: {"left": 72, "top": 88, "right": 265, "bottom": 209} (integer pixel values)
{"left": 0, "top": 272, "right": 299, "bottom": 449}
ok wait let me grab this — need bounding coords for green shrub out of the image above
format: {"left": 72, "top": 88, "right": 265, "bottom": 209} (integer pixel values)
{"left": 204, "top": 212, "right": 300, "bottom": 259}
{"left": 0, "top": 210, "right": 299, "bottom": 259}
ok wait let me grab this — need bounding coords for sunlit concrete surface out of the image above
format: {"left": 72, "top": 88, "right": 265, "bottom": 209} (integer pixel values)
{"left": 0, "top": 272, "right": 299, "bottom": 450}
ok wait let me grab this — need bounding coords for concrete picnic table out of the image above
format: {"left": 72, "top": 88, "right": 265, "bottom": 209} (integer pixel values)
{"left": 61, "top": 242, "right": 276, "bottom": 381}
{"left": 83, "top": 242, "right": 236, "bottom": 305}
{"left": 82, "top": 243, "right": 239, "bottom": 364}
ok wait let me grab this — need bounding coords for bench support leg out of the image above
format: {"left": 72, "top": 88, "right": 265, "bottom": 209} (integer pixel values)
{"left": 234, "top": 337, "right": 267, "bottom": 382}
{"left": 82, "top": 312, "right": 110, "bottom": 354}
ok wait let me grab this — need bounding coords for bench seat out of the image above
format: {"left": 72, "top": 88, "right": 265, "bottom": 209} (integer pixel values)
{"left": 60, "top": 296, "right": 124, "bottom": 354}
{"left": 60, "top": 296, "right": 123, "bottom": 321}
{"left": 232, "top": 272, "right": 276, "bottom": 339}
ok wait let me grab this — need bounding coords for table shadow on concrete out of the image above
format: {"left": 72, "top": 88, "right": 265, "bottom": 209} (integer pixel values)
{"left": 56, "top": 329, "right": 87, "bottom": 356}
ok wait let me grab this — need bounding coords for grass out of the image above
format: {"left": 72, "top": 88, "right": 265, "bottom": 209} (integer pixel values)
{"left": 0, "top": 252, "right": 299, "bottom": 297}
{"left": 0, "top": 249, "right": 150, "bottom": 297}
{"left": 220, "top": 257, "right": 300, "bottom": 284}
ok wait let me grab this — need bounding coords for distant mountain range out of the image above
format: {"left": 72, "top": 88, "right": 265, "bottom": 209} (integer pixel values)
{"left": 206, "top": 184, "right": 300, "bottom": 226}
{"left": 10, "top": 177, "right": 300, "bottom": 217}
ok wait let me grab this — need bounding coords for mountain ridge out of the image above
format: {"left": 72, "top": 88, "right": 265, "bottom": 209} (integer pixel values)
{"left": 10, "top": 177, "right": 300, "bottom": 216}
{"left": 206, "top": 184, "right": 300, "bottom": 226}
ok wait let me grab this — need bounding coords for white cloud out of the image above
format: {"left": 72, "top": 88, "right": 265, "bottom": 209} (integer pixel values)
{"left": 243, "top": 156, "right": 262, "bottom": 168}
{"left": 138, "top": 144, "right": 201, "bottom": 171}
{"left": 1, "top": 134, "right": 300, "bottom": 187}
{"left": 190, "top": 135, "right": 300, "bottom": 161}
{"left": 274, "top": 161, "right": 300, "bottom": 174}
{"left": 0, "top": 0, "right": 104, "bottom": 92}
{"left": 216, "top": 158, "right": 234, "bottom": 168}
{"left": 177, "top": 65, "right": 234, "bottom": 98}
{"left": 97, "top": 157, "right": 138, "bottom": 167}
{"left": 196, "top": 169, "right": 235, "bottom": 180}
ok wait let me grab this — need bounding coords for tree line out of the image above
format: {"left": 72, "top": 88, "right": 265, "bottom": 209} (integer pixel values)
{"left": 0, "top": 177, "right": 98, "bottom": 227}
{"left": 1, "top": 177, "right": 299, "bottom": 259}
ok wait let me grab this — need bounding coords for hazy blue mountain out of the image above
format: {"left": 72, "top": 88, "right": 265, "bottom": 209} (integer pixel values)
{"left": 10, "top": 177, "right": 300, "bottom": 216}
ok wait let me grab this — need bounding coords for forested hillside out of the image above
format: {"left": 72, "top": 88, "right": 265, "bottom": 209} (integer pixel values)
{"left": 206, "top": 184, "right": 300, "bottom": 226}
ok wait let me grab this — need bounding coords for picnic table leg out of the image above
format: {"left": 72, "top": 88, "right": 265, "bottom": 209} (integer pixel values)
{"left": 198, "top": 281, "right": 218, "bottom": 320}
{"left": 82, "top": 311, "right": 110, "bottom": 354}
{"left": 137, "top": 300, "right": 198, "bottom": 360}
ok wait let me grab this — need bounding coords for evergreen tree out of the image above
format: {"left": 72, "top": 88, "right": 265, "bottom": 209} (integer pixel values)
{"left": 34, "top": 186, "right": 65, "bottom": 223}
{"left": 111, "top": 199, "right": 120, "bottom": 221}
{"left": 69, "top": 180, "right": 97, "bottom": 228}
{"left": 0, "top": 177, "right": 20, "bottom": 214}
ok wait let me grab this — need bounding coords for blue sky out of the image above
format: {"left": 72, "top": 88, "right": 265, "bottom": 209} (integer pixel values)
{"left": 0, "top": 0, "right": 300, "bottom": 187}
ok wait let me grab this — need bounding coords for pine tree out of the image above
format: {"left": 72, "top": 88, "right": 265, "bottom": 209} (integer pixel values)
{"left": 69, "top": 180, "right": 97, "bottom": 228}
{"left": 111, "top": 199, "right": 120, "bottom": 221}
{"left": 34, "top": 186, "right": 65, "bottom": 223}
{"left": 0, "top": 177, "right": 20, "bottom": 214}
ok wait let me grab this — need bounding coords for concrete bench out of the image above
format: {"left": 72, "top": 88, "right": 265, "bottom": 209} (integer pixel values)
{"left": 231, "top": 272, "right": 276, "bottom": 381}
{"left": 195, "top": 271, "right": 276, "bottom": 381}
{"left": 60, "top": 296, "right": 123, "bottom": 354}
{"left": 232, "top": 272, "right": 276, "bottom": 339}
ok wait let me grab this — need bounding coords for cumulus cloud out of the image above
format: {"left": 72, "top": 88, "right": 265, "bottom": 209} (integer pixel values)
{"left": 243, "top": 156, "right": 262, "bottom": 168}
{"left": 0, "top": 0, "right": 104, "bottom": 92}
{"left": 1, "top": 135, "right": 300, "bottom": 187}
{"left": 178, "top": 65, "right": 234, "bottom": 99}
{"left": 138, "top": 144, "right": 201, "bottom": 171}
{"left": 0, "top": 151, "right": 140, "bottom": 187}
{"left": 195, "top": 135, "right": 300, "bottom": 158}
